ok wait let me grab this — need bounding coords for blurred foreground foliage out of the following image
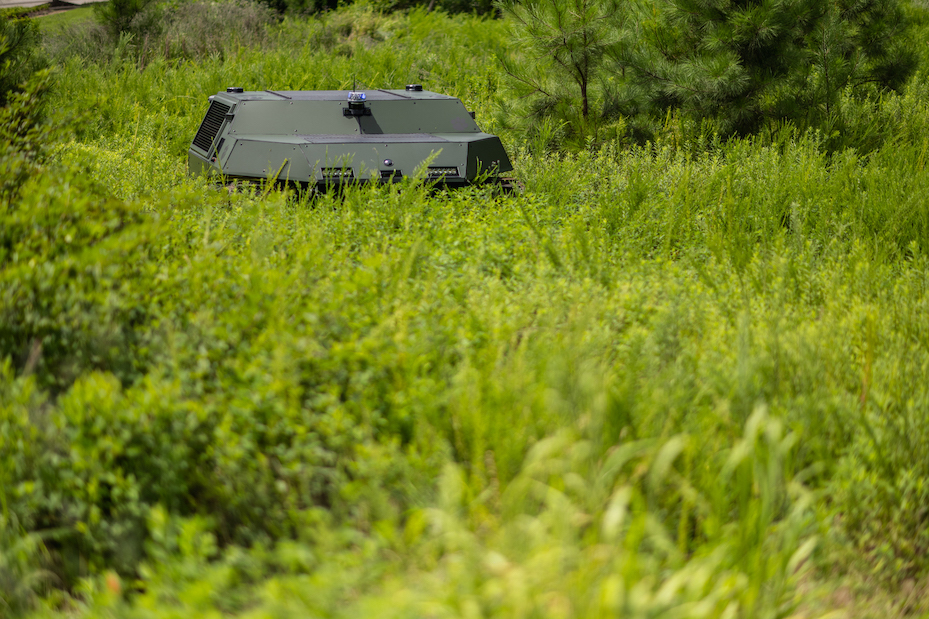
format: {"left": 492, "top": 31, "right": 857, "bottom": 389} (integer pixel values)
{"left": 3, "top": 4, "right": 929, "bottom": 618}
{"left": 0, "top": 14, "right": 46, "bottom": 107}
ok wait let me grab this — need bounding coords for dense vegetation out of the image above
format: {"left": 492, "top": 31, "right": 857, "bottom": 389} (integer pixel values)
{"left": 3, "top": 1, "right": 929, "bottom": 617}
{"left": 498, "top": 0, "right": 919, "bottom": 147}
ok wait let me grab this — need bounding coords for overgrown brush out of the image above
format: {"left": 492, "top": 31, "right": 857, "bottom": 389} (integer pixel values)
{"left": 0, "top": 14, "right": 46, "bottom": 106}
{"left": 5, "top": 6, "right": 929, "bottom": 618}
{"left": 44, "top": 0, "right": 275, "bottom": 66}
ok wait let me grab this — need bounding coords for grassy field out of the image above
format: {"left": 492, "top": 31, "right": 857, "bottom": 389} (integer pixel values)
{"left": 3, "top": 3, "right": 929, "bottom": 617}
{"left": 33, "top": 6, "right": 95, "bottom": 32}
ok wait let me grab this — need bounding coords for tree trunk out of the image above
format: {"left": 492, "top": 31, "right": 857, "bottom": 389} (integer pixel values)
{"left": 581, "top": 76, "right": 589, "bottom": 120}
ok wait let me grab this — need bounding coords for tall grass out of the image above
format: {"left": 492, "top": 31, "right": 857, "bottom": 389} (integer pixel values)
{"left": 4, "top": 4, "right": 929, "bottom": 617}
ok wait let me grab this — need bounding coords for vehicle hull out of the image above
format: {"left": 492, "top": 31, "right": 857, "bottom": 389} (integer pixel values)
{"left": 187, "top": 88, "right": 512, "bottom": 189}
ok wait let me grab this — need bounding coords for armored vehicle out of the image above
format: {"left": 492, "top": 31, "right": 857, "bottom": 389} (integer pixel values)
{"left": 188, "top": 85, "right": 513, "bottom": 190}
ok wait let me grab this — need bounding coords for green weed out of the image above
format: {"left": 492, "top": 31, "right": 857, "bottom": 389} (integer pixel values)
{"left": 5, "top": 6, "right": 929, "bottom": 618}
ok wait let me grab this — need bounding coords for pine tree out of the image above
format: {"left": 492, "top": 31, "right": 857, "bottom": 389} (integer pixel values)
{"left": 0, "top": 17, "right": 45, "bottom": 108}
{"left": 497, "top": 0, "right": 627, "bottom": 148}
{"left": 622, "top": 0, "right": 916, "bottom": 136}
{"left": 93, "top": 0, "right": 162, "bottom": 42}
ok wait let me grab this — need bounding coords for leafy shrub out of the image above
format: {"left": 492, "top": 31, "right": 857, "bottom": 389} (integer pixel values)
{"left": 160, "top": 0, "right": 274, "bottom": 60}
{"left": 0, "top": 514, "right": 49, "bottom": 615}
{"left": 0, "top": 68, "right": 159, "bottom": 394}
{"left": 39, "top": 21, "right": 111, "bottom": 66}
{"left": 0, "top": 314, "right": 427, "bottom": 587}
{"left": 0, "top": 372, "right": 52, "bottom": 615}
{"left": 0, "top": 15, "right": 46, "bottom": 107}
{"left": 93, "top": 0, "right": 163, "bottom": 42}
{"left": 0, "top": 170, "right": 159, "bottom": 393}
{"left": 0, "top": 69, "right": 55, "bottom": 203}
{"left": 48, "top": 0, "right": 273, "bottom": 65}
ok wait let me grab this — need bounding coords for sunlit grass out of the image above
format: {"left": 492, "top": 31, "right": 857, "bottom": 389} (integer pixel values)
{"left": 4, "top": 4, "right": 929, "bottom": 618}
{"left": 34, "top": 5, "right": 94, "bottom": 33}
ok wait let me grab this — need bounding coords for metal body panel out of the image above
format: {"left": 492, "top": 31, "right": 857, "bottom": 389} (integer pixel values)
{"left": 188, "top": 88, "right": 512, "bottom": 188}
{"left": 225, "top": 99, "right": 479, "bottom": 136}
{"left": 223, "top": 140, "right": 314, "bottom": 181}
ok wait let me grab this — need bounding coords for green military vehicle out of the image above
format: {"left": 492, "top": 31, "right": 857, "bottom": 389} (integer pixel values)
{"left": 188, "top": 85, "right": 513, "bottom": 190}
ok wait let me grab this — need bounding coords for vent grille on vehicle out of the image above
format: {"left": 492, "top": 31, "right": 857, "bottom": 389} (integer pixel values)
{"left": 192, "top": 101, "right": 230, "bottom": 152}
{"left": 321, "top": 167, "right": 354, "bottom": 180}
{"left": 427, "top": 166, "right": 460, "bottom": 178}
